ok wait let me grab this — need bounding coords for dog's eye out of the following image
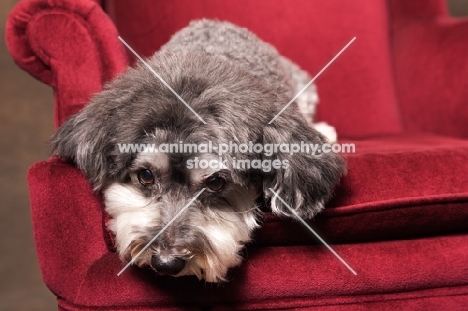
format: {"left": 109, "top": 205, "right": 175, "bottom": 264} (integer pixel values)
{"left": 138, "top": 169, "right": 155, "bottom": 186}
{"left": 205, "top": 175, "right": 226, "bottom": 193}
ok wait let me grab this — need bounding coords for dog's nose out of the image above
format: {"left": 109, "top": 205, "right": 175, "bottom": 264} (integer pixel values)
{"left": 151, "top": 255, "right": 186, "bottom": 275}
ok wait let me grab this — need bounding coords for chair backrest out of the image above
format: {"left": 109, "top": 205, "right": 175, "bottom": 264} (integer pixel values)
{"left": 105, "top": 0, "right": 404, "bottom": 138}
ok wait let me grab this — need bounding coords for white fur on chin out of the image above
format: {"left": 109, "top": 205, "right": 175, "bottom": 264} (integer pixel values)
{"left": 104, "top": 181, "right": 260, "bottom": 282}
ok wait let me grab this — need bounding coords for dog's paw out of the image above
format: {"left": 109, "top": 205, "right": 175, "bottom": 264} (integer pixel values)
{"left": 313, "top": 122, "right": 337, "bottom": 143}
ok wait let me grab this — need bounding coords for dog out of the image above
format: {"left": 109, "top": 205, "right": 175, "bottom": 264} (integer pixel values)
{"left": 52, "top": 20, "right": 345, "bottom": 282}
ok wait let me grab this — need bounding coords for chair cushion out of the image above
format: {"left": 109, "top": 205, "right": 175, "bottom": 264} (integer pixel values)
{"left": 257, "top": 133, "right": 468, "bottom": 245}
{"left": 104, "top": 0, "right": 403, "bottom": 138}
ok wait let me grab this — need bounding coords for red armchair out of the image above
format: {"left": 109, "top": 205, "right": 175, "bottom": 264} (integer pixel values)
{"left": 6, "top": 0, "right": 468, "bottom": 309}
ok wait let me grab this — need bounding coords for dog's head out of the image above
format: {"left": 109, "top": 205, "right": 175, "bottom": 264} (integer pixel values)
{"left": 52, "top": 50, "right": 345, "bottom": 282}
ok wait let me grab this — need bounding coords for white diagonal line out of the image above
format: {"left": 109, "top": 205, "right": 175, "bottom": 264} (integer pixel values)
{"left": 268, "top": 188, "right": 357, "bottom": 275}
{"left": 117, "top": 188, "right": 206, "bottom": 276}
{"left": 268, "top": 37, "right": 356, "bottom": 124}
{"left": 118, "top": 36, "right": 207, "bottom": 124}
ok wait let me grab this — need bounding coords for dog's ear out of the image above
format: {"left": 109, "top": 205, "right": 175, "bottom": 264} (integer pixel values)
{"left": 51, "top": 103, "right": 114, "bottom": 191}
{"left": 262, "top": 117, "right": 346, "bottom": 219}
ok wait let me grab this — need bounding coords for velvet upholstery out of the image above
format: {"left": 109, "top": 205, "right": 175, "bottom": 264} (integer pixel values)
{"left": 6, "top": 0, "right": 128, "bottom": 128}
{"left": 390, "top": 0, "right": 468, "bottom": 138}
{"left": 105, "top": 0, "right": 404, "bottom": 139}
{"left": 6, "top": 0, "right": 468, "bottom": 309}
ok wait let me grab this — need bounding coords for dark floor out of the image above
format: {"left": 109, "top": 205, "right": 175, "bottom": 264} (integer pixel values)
{"left": 1, "top": 1, "right": 467, "bottom": 310}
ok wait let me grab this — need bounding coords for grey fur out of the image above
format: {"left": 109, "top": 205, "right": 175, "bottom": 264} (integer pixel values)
{"left": 51, "top": 20, "right": 345, "bottom": 281}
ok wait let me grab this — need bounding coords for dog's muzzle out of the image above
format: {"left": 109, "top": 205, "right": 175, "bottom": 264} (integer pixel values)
{"left": 151, "top": 255, "right": 186, "bottom": 275}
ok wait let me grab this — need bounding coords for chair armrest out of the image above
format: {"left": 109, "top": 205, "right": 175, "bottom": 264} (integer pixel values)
{"left": 390, "top": 0, "right": 468, "bottom": 137}
{"left": 27, "top": 158, "right": 109, "bottom": 299}
{"left": 6, "top": 0, "right": 128, "bottom": 128}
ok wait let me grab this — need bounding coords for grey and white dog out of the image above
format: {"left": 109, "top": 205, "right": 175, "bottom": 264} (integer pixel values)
{"left": 52, "top": 20, "right": 345, "bottom": 282}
